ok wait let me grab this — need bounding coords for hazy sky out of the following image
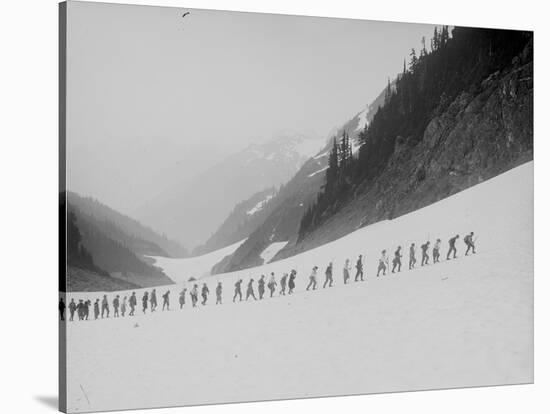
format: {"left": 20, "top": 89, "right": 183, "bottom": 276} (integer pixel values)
{"left": 66, "top": 1, "right": 437, "bottom": 215}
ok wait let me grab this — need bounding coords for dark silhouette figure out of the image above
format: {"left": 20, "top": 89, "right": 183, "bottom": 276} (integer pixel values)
{"left": 409, "top": 243, "right": 416, "bottom": 269}
{"left": 421, "top": 241, "right": 430, "bottom": 266}
{"left": 267, "top": 273, "right": 277, "bottom": 297}
{"left": 150, "top": 289, "right": 158, "bottom": 312}
{"left": 113, "top": 295, "right": 120, "bottom": 318}
{"left": 93, "top": 299, "right": 100, "bottom": 320}
{"left": 246, "top": 278, "right": 257, "bottom": 301}
{"left": 258, "top": 275, "right": 266, "bottom": 299}
{"left": 280, "top": 273, "right": 288, "bottom": 295}
{"left": 162, "top": 290, "right": 170, "bottom": 311}
{"left": 288, "top": 270, "right": 297, "bottom": 294}
{"left": 121, "top": 296, "right": 127, "bottom": 317}
{"left": 201, "top": 284, "right": 209, "bottom": 305}
{"left": 464, "top": 232, "right": 476, "bottom": 255}
{"left": 190, "top": 285, "right": 199, "bottom": 307}
{"left": 392, "top": 246, "right": 402, "bottom": 273}
{"left": 68, "top": 298, "right": 76, "bottom": 321}
{"left": 129, "top": 292, "right": 137, "bottom": 316}
{"left": 323, "top": 262, "right": 334, "bottom": 288}
{"left": 216, "top": 282, "right": 223, "bottom": 304}
{"left": 306, "top": 266, "right": 318, "bottom": 290}
{"left": 59, "top": 298, "right": 65, "bottom": 321}
{"left": 355, "top": 255, "right": 364, "bottom": 281}
{"left": 76, "top": 300, "right": 84, "bottom": 321}
{"left": 233, "top": 279, "right": 243, "bottom": 302}
{"left": 142, "top": 292, "right": 149, "bottom": 314}
{"left": 447, "top": 235, "right": 459, "bottom": 260}
{"left": 83, "top": 300, "right": 90, "bottom": 320}
{"left": 101, "top": 295, "right": 110, "bottom": 318}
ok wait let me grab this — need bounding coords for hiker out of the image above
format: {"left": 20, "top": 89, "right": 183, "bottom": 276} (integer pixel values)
{"left": 190, "top": 284, "right": 199, "bottom": 307}
{"left": 447, "top": 235, "right": 459, "bottom": 260}
{"left": 129, "top": 292, "right": 137, "bottom": 316}
{"left": 433, "top": 239, "right": 441, "bottom": 263}
{"left": 421, "top": 241, "right": 430, "bottom": 266}
{"left": 306, "top": 266, "right": 318, "bottom": 291}
{"left": 59, "top": 298, "right": 65, "bottom": 321}
{"left": 464, "top": 232, "right": 476, "bottom": 255}
{"left": 68, "top": 298, "right": 77, "bottom": 321}
{"left": 258, "top": 275, "right": 266, "bottom": 299}
{"left": 288, "top": 270, "right": 297, "bottom": 294}
{"left": 409, "top": 243, "right": 416, "bottom": 269}
{"left": 355, "top": 255, "right": 364, "bottom": 281}
{"left": 233, "top": 279, "right": 243, "bottom": 302}
{"left": 267, "top": 273, "right": 277, "bottom": 297}
{"left": 93, "top": 299, "right": 100, "bottom": 320}
{"left": 377, "top": 250, "right": 388, "bottom": 277}
{"left": 142, "top": 291, "right": 149, "bottom": 314}
{"left": 201, "top": 283, "right": 209, "bottom": 305}
{"left": 162, "top": 290, "right": 170, "bottom": 311}
{"left": 121, "top": 296, "right": 127, "bottom": 317}
{"left": 76, "top": 300, "right": 84, "bottom": 321}
{"left": 180, "top": 288, "right": 188, "bottom": 308}
{"left": 101, "top": 295, "right": 110, "bottom": 318}
{"left": 150, "top": 289, "right": 158, "bottom": 312}
{"left": 83, "top": 300, "right": 90, "bottom": 320}
{"left": 246, "top": 278, "right": 257, "bottom": 301}
{"left": 113, "top": 295, "right": 120, "bottom": 318}
{"left": 343, "top": 259, "right": 351, "bottom": 284}
{"left": 323, "top": 262, "right": 334, "bottom": 288}
{"left": 392, "top": 246, "right": 402, "bottom": 273}
{"left": 216, "top": 282, "right": 223, "bottom": 304}
{"left": 280, "top": 273, "right": 288, "bottom": 295}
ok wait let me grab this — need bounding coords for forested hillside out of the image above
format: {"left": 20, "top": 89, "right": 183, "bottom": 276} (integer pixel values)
{"left": 295, "top": 27, "right": 532, "bottom": 250}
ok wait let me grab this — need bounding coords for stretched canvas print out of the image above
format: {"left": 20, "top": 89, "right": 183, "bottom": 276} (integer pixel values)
{"left": 59, "top": 1, "right": 534, "bottom": 412}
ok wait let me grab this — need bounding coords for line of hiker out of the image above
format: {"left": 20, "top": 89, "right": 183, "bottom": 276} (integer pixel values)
{"left": 58, "top": 232, "right": 476, "bottom": 322}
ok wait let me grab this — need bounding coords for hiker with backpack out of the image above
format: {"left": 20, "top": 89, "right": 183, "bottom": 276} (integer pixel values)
{"left": 190, "top": 284, "right": 199, "bottom": 307}
{"left": 233, "top": 279, "right": 243, "bottom": 302}
{"left": 129, "top": 292, "right": 137, "bottom": 316}
{"left": 267, "top": 273, "right": 277, "bottom": 298}
{"left": 68, "top": 298, "right": 77, "bottom": 321}
{"left": 288, "top": 270, "right": 297, "bottom": 294}
{"left": 355, "top": 255, "right": 364, "bottom": 281}
{"left": 201, "top": 284, "right": 209, "bottom": 305}
{"left": 142, "top": 291, "right": 149, "bottom": 314}
{"left": 121, "top": 296, "right": 127, "bottom": 317}
{"left": 323, "top": 262, "right": 334, "bottom": 288}
{"left": 421, "top": 241, "right": 430, "bottom": 266}
{"left": 447, "top": 235, "right": 459, "bottom": 260}
{"left": 280, "top": 273, "right": 288, "bottom": 295}
{"left": 377, "top": 250, "right": 389, "bottom": 277}
{"left": 392, "top": 246, "right": 402, "bottom": 273}
{"left": 258, "top": 275, "right": 266, "bottom": 299}
{"left": 464, "top": 232, "right": 476, "bottom": 255}
{"left": 162, "top": 290, "right": 170, "bottom": 311}
{"left": 101, "top": 295, "right": 110, "bottom": 318}
{"left": 306, "top": 266, "right": 318, "bottom": 291}
{"left": 113, "top": 295, "right": 120, "bottom": 318}
{"left": 150, "top": 289, "right": 158, "bottom": 312}
{"left": 246, "top": 278, "right": 257, "bottom": 301}
{"left": 216, "top": 282, "right": 223, "bottom": 304}
{"left": 93, "top": 299, "right": 100, "bottom": 320}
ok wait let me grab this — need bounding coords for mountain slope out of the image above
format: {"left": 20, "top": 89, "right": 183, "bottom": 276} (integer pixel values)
{"left": 286, "top": 28, "right": 533, "bottom": 258}
{"left": 66, "top": 194, "right": 177, "bottom": 289}
{"left": 65, "top": 161, "right": 533, "bottom": 412}
{"left": 134, "top": 132, "right": 325, "bottom": 248}
{"left": 209, "top": 85, "right": 390, "bottom": 273}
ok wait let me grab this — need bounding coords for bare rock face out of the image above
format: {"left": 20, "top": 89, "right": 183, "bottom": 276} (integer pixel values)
{"left": 283, "top": 41, "right": 533, "bottom": 256}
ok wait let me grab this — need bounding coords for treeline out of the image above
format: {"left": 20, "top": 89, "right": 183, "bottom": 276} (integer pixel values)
{"left": 298, "top": 26, "right": 532, "bottom": 239}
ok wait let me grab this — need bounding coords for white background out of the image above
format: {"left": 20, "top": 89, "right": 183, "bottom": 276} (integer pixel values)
{"left": 0, "top": 0, "right": 546, "bottom": 413}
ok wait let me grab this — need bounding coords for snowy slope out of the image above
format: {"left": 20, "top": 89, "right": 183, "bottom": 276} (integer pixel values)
{"left": 64, "top": 162, "right": 533, "bottom": 413}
